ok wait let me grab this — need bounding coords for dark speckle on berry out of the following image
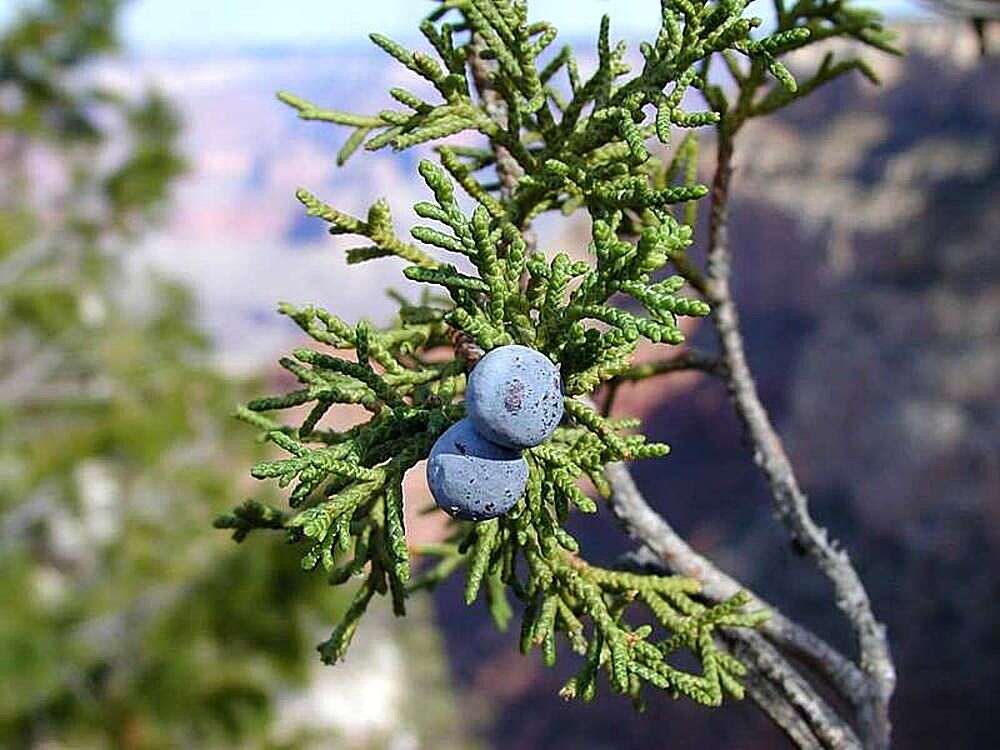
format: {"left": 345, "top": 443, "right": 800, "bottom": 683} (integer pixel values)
{"left": 427, "top": 418, "right": 528, "bottom": 521}
{"left": 504, "top": 379, "right": 525, "bottom": 413}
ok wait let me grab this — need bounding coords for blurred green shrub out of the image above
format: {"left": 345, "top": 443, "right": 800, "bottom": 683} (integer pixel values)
{"left": 0, "top": 3, "right": 469, "bottom": 748}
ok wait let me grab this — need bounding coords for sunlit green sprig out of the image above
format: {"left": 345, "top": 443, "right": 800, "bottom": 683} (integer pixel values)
{"left": 412, "top": 509, "right": 767, "bottom": 708}
{"left": 223, "top": 0, "right": 893, "bottom": 709}
{"left": 699, "top": 0, "right": 899, "bottom": 130}
{"left": 277, "top": 0, "right": 827, "bottom": 227}
{"left": 406, "top": 416, "right": 766, "bottom": 707}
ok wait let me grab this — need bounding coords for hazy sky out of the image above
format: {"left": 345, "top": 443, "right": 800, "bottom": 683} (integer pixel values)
{"left": 1, "top": 0, "right": 929, "bottom": 52}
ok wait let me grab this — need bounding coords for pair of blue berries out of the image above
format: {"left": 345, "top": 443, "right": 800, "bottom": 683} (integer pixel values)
{"left": 427, "top": 345, "right": 564, "bottom": 521}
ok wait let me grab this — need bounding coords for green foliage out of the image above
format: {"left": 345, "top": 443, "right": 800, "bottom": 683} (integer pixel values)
{"left": 699, "top": 0, "right": 898, "bottom": 130}
{"left": 0, "top": 2, "right": 416, "bottom": 747}
{"left": 0, "top": 0, "right": 118, "bottom": 143}
{"left": 225, "top": 0, "right": 892, "bottom": 710}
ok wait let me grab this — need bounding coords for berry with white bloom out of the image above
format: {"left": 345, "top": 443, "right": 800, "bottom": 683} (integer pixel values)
{"left": 466, "top": 344, "right": 564, "bottom": 449}
{"left": 427, "top": 418, "right": 528, "bottom": 521}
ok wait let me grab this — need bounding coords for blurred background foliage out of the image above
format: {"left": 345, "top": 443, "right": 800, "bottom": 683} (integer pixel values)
{"left": 0, "top": 2, "right": 472, "bottom": 748}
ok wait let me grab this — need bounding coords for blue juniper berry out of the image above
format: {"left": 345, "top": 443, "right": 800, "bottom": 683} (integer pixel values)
{"left": 466, "top": 344, "right": 564, "bottom": 449}
{"left": 427, "top": 417, "right": 529, "bottom": 521}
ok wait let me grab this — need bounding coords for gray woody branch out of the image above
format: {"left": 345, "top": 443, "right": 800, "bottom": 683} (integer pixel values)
{"left": 703, "top": 134, "right": 895, "bottom": 748}
{"left": 605, "top": 463, "right": 862, "bottom": 749}
{"left": 602, "top": 131, "right": 895, "bottom": 748}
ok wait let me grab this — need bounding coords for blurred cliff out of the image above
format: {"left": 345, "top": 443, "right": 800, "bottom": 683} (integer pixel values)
{"left": 618, "top": 25, "right": 999, "bottom": 749}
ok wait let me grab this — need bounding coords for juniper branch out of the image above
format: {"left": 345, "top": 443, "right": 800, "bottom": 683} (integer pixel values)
{"left": 223, "top": 0, "right": 899, "bottom": 736}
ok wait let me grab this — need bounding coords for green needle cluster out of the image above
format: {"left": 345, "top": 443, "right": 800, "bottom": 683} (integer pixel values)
{"left": 218, "top": 0, "right": 895, "bottom": 709}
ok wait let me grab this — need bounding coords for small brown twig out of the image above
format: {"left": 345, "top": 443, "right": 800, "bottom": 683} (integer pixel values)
{"left": 615, "top": 349, "right": 727, "bottom": 381}
{"left": 601, "top": 349, "right": 726, "bottom": 417}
